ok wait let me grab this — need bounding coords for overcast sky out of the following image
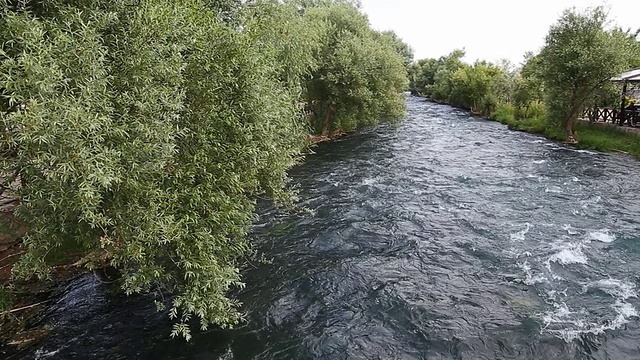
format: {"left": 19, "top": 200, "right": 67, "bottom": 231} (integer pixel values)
{"left": 360, "top": 0, "right": 640, "bottom": 66}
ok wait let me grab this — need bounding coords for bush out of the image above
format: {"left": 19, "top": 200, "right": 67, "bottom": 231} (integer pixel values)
{"left": 517, "top": 101, "right": 546, "bottom": 120}
{"left": 516, "top": 116, "right": 547, "bottom": 134}
{"left": 492, "top": 103, "right": 517, "bottom": 126}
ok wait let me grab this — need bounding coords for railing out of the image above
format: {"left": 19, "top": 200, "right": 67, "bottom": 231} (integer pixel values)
{"left": 583, "top": 107, "right": 640, "bottom": 126}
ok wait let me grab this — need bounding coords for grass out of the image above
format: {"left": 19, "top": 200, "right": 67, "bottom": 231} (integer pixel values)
{"left": 572, "top": 122, "right": 640, "bottom": 156}
{"left": 419, "top": 95, "right": 640, "bottom": 157}
{"left": 490, "top": 103, "right": 640, "bottom": 158}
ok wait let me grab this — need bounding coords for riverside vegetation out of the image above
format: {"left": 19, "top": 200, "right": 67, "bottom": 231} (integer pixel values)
{"left": 408, "top": 7, "right": 640, "bottom": 156}
{"left": 0, "top": 0, "right": 409, "bottom": 341}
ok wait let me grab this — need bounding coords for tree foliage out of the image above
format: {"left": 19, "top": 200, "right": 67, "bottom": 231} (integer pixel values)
{"left": 448, "top": 61, "right": 504, "bottom": 113}
{"left": 0, "top": 0, "right": 408, "bottom": 339}
{"left": 379, "top": 30, "right": 414, "bottom": 71}
{"left": 409, "top": 50, "right": 508, "bottom": 114}
{"left": 538, "top": 6, "right": 636, "bottom": 141}
{"left": 304, "top": 2, "right": 408, "bottom": 135}
{"left": 408, "top": 49, "right": 465, "bottom": 100}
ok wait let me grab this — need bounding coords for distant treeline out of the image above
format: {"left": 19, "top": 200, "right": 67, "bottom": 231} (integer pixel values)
{"left": 409, "top": 7, "right": 640, "bottom": 143}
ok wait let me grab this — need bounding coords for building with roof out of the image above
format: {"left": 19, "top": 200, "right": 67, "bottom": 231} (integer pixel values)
{"left": 614, "top": 68, "right": 640, "bottom": 125}
{"left": 611, "top": 68, "right": 640, "bottom": 83}
{"left": 585, "top": 68, "right": 640, "bottom": 126}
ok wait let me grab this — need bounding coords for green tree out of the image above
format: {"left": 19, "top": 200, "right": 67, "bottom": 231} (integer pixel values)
{"left": 304, "top": 2, "right": 408, "bottom": 135}
{"left": 409, "top": 58, "right": 439, "bottom": 95}
{"left": 538, "top": 6, "right": 635, "bottom": 143}
{"left": 492, "top": 59, "right": 518, "bottom": 104}
{"left": 448, "top": 61, "right": 504, "bottom": 113}
{"left": 429, "top": 49, "right": 466, "bottom": 102}
{"left": 379, "top": 30, "right": 414, "bottom": 71}
{"left": 1, "top": 0, "right": 307, "bottom": 340}
{"left": 513, "top": 53, "right": 543, "bottom": 106}
{"left": 242, "top": 0, "right": 326, "bottom": 88}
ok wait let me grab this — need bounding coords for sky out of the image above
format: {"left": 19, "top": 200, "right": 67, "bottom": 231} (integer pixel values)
{"left": 360, "top": 0, "right": 640, "bottom": 66}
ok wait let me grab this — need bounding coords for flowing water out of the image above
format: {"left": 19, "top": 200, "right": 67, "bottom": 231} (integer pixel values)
{"left": 9, "top": 97, "right": 640, "bottom": 359}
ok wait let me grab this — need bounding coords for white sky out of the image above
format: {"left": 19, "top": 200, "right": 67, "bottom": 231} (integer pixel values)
{"left": 360, "top": 0, "right": 640, "bottom": 66}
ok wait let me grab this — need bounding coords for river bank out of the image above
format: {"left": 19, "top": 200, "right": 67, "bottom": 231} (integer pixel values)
{"left": 0, "top": 128, "right": 354, "bottom": 351}
{"left": 492, "top": 111, "right": 640, "bottom": 158}
{"left": 415, "top": 96, "right": 640, "bottom": 158}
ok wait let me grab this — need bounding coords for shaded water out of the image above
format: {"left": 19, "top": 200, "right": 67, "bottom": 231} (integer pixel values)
{"left": 10, "top": 97, "right": 640, "bottom": 359}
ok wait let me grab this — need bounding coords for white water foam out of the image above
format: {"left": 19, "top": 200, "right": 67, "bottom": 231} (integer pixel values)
{"left": 519, "top": 227, "right": 634, "bottom": 343}
{"left": 362, "top": 178, "right": 376, "bottom": 186}
{"left": 581, "top": 196, "right": 602, "bottom": 209}
{"left": 575, "top": 149, "right": 599, "bottom": 155}
{"left": 542, "top": 303, "right": 580, "bottom": 326}
{"left": 510, "top": 223, "right": 531, "bottom": 242}
{"left": 542, "top": 300, "right": 639, "bottom": 342}
{"left": 541, "top": 279, "right": 639, "bottom": 342}
{"left": 547, "top": 243, "right": 588, "bottom": 266}
{"left": 584, "top": 279, "right": 637, "bottom": 300}
{"left": 545, "top": 186, "right": 563, "bottom": 194}
{"left": 562, "top": 224, "right": 579, "bottom": 236}
{"left": 587, "top": 229, "right": 616, "bottom": 243}
{"left": 533, "top": 160, "right": 547, "bottom": 164}
{"left": 34, "top": 349, "right": 62, "bottom": 359}
{"left": 520, "top": 261, "right": 548, "bottom": 285}
{"left": 545, "top": 318, "right": 620, "bottom": 342}
{"left": 612, "top": 300, "right": 638, "bottom": 318}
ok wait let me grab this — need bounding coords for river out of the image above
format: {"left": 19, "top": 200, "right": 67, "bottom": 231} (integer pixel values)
{"left": 10, "top": 96, "right": 640, "bottom": 359}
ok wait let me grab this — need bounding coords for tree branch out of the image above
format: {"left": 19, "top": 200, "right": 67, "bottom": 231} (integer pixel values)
{"left": 0, "top": 300, "right": 50, "bottom": 317}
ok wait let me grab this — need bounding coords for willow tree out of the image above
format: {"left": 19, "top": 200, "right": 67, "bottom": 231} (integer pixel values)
{"left": 1, "top": 0, "right": 413, "bottom": 340}
{"left": 409, "top": 58, "right": 440, "bottom": 95}
{"left": 538, "top": 7, "right": 634, "bottom": 143}
{"left": 448, "top": 61, "right": 504, "bottom": 113}
{"left": 379, "top": 30, "right": 414, "bottom": 71}
{"left": 429, "top": 49, "right": 466, "bottom": 102}
{"left": 304, "top": 2, "right": 408, "bottom": 135}
{"left": 1, "top": 0, "right": 307, "bottom": 339}
{"left": 242, "top": 0, "right": 326, "bottom": 91}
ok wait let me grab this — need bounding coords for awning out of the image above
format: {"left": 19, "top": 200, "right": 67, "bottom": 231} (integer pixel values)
{"left": 611, "top": 68, "right": 640, "bottom": 83}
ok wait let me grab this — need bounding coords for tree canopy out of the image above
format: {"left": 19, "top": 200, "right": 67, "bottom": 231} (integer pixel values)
{"left": 538, "top": 6, "right": 637, "bottom": 142}
{"left": 304, "top": 2, "right": 408, "bottom": 135}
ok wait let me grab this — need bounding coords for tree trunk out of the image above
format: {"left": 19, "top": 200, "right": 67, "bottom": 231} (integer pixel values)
{"left": 620, "top": 82, "right": 628, "bottom": 126}
{"left": 305, "top": 102, "right": 314, "bottom": 129}
{"left": 321, "top": 104, "right": 333, "bottom": 137}
{"left": 565, "top": 114, "right": 577, "bottom": 144}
